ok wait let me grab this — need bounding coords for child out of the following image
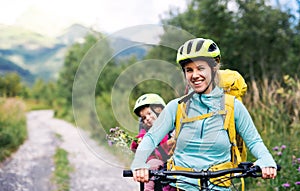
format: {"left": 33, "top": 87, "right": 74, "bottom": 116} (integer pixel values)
{"left": 130, "top": 93, "right": 170, "bottom": 191}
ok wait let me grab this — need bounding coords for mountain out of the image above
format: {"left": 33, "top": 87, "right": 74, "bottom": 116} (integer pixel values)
{"left": 0, "top": 23, "right": 149, "bottom": 84}
{"left": 58, "top": 24, "right": 92, "bottom": 44}
{"left": 0, "top": 57, "right": 35, "bottom": 84}
{"left": 0, "top": 23, "right": 92, "bottom": 83}
{"left": 109, "top": 37, "right": 149, "bottom": 61}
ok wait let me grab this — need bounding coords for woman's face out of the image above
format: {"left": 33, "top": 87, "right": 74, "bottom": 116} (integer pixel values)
{"left": 184, "top": 60, "right": 214, "bottom": 94}
{"left": 139, "top": 107, "right": 157, "bottom": 128}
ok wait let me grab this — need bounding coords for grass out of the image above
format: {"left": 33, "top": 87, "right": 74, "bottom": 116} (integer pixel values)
{"left": 24, "top": 99, "right": 52, "bottom": 111}
{"left": 52, "top": 147, "right": 73, "bottom": 191}
{"left": 243, "top": 76, "right": 300, "bottom": 190}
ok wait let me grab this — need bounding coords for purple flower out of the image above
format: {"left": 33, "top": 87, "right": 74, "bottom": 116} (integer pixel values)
{"left": 298, "top": 166, "right": 300, "bottom": 172}
{"left": 277, "top": 152, "right": 282, "bottom": 156}
{"left": 282, "top": 182, "right": 290, "bottom": 188}
{"left": 295, "top": 181, "right": 300, "bottom": 185}
{"left": 108, "top": 140, "right": 113, "bottom": 146}
{"left": 110, "top": 128, "right": 115, "bottom": 133}
{"left": 297, "top": 158, "right": 300, "bottom": 164}
{"left": 281, "top": 145, "right": 286, "bottom": 150}
{"left": 256, "top": 181, "right": 262, "bottom": 186}
{"left": 273, "top": 146, "right": 279, "bottom": 151}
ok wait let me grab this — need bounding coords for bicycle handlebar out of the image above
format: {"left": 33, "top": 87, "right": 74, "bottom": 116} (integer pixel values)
{"left": 123, "top": 162, "right": 281, "bottom": 179}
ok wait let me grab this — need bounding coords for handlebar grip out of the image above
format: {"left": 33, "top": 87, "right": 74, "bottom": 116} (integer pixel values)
{"left": 123, "top": 170, "right": 133, "bottom": 177}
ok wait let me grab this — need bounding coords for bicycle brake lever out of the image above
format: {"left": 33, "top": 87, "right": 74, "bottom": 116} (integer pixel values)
{"left": 247, "top": 166, "right": 262, "bottom": 178}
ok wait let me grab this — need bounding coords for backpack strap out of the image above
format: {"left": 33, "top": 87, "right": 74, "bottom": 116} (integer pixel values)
{"left": 181, "top": 110, "right": 226, "bottom": 123}
{"left": 224, "top": 94, "right": 245, "bottom": 191}
{"left": 175, "top": 101, "right": 186, "bottom": 139}
{"left": 168, "top": 92, "right": 194, "bottom": 156}
{"left": 156, "top": 144, "right": 170, "bottom": 161}
{"left": 174, "top": 91, "right": 195, "bottom": 139}
{"left": 224, "top": 94, "right": 242, "bottom": 166}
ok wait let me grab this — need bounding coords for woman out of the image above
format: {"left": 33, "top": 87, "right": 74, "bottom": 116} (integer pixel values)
{"left": 130, "top": 38, "right": 277, "bottom": 190}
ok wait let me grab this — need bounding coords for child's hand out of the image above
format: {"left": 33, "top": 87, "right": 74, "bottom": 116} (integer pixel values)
{"left": 137, "top": 137, "right": 143, "bottom": 144}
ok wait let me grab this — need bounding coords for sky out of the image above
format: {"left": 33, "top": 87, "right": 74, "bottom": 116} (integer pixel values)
{"left": 0, "top": 0, "right": 297, "bottom": 37}
{"left": 0, "top": 0, "right": 187, "bottom": 36}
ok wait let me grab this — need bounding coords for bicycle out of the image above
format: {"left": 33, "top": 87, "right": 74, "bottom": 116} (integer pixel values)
{"left": 123, "top": 162, "right": 280, "bottom": 191}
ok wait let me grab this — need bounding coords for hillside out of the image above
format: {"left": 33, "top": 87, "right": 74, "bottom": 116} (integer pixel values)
{"left": 0, "top": 23, "right": 148, "bottom": 84}
{"left": 0, "top": 24, "right": 93, "bottom": 82}
{"left": 0, "top": 57, "right": 35, "bottom": 84}
{"left": 109, "top": 37, "right": 148, "bottom": 61}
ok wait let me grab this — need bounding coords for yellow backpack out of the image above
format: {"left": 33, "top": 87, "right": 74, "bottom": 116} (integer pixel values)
{"left": 169, "top": 69, "right": 248, "bottom": 189}
{"left": 218, "top": 69, "right": 248, "bottom": 165}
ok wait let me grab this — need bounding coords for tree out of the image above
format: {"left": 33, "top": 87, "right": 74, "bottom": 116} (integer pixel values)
{"left": 156, "top": 0, "right": 298, "bottom": 81}
{"left": 30, "top": 79, "right": 56, "bottom": 106}
{"left": 57, "top": 34, "right": 105, "bottom": 106}
{"left": 231, "top": 0, "right": 294, "bottom": 81}
{"left": 161, "top": 0, "right": 234, "bottom": 48}
{"left": 0, "top": 73, "right": 23, "bottom": 97}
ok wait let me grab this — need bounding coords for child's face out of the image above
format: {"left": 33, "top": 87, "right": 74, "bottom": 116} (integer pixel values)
{"left": 139, "top": 107, "right": 157, "bottom": 128}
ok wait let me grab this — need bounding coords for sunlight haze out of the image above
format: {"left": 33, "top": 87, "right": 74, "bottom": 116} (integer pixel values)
{"left": 0, "top": 0, "right": 187, "bottom": 36}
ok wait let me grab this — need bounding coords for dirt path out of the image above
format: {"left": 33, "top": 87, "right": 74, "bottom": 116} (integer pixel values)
{"left": 0, "top": 110, "right": 139, "bottom": 191}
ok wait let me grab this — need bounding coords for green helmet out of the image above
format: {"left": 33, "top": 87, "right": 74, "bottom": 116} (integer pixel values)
{"left": 133, "top": 93, "right": 166, "bottom": 117}
{"left": 176, "top": 38, "right": 221, "bottom": 65}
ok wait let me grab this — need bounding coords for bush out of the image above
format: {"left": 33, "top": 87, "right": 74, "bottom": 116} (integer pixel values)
{"left": 0, "top": 98, "right": 27, "bottom": 161}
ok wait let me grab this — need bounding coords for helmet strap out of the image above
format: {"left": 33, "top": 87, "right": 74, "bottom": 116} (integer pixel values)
{"left": 150, "top": 105, "right": 163, "bottom": 117}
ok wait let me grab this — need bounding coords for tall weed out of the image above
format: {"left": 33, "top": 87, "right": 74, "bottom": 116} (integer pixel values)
{"left": 0, "top": 98, "right": 27, "bottom": 161}
{"left": 244, "top": 76, "right": 300, "bottom": 190}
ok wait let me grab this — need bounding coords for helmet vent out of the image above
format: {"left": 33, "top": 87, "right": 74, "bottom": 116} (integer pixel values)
{"left": 196, "top": 40, "right": 204, "bottom": 52}
{"left": 208, "top": 43, "right": 217, "bottom": 52}
{"left": 138, "top": 96, "right": 147, "bottom": 104}
{"left": 179, "top": 46, "right": 184, "bottom": 55}
{"left": 187, "top": 41, "right": 193, "bottom": 54}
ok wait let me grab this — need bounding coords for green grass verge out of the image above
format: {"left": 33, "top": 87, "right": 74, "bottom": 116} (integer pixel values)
{"left": 52, "top": 147, "right": 73, "bottom": 191}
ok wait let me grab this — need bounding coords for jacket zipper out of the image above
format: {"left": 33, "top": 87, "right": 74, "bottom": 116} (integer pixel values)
{"left": 199, "top": 95, "right": 210, "bottom": 139}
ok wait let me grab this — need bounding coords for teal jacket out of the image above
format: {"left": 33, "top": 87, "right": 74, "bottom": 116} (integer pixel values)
{"left": 131, "top": 87, "right": 276, "bottom": 190}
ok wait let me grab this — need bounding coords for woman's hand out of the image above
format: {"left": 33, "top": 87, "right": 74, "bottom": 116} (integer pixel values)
{"left": 132, "top": 168, "right": 149, "bottom": 183}
{"left": 261, "top": 167, "right": 277, "bottom": 179}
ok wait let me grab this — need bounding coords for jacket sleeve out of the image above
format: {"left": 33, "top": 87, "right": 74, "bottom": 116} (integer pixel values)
{"left": 234, "top": 99, "right": 277, "bottom": 168}
{"left": 131, "top": 100, "right": 177, "bottom": 170}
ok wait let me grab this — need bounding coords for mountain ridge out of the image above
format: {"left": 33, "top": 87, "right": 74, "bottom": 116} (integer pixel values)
{"left": 0, "top": 23, "right": 92, "bottom": 83}
{"left": 0, "top": 57, "right": 35, "bottom": 84}
{"left": 0, "top": 23, "right": 148, "bottom": 84}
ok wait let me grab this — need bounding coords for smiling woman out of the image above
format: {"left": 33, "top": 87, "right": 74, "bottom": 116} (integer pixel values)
{"left": 130, "top": 37, "right": 277, "bottom": 191}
